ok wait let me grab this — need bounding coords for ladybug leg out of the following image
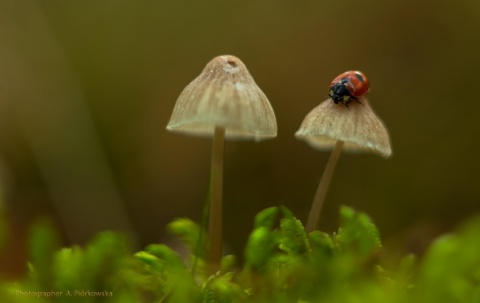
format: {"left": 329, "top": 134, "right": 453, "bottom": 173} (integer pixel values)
{"left": 350, "top": 96, "right": 364, "bottom": 106}
{"left": 342, "top": 96, "right": 352, "bottom": 108}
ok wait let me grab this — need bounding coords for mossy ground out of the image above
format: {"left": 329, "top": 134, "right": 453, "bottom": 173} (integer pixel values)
{"left": 1, "top": 206, "right": 479, "bottom": 303}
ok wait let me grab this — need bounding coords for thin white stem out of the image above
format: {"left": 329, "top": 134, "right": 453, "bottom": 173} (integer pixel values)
{"left": 208, "top": 126, "right": 225, "bottom": 274}
{"left": 305, "top": 140, "right": 344, "bottom": 233}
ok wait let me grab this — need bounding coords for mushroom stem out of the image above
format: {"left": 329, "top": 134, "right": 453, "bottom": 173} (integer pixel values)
{"left": 305, "top": 140, "right": 344, "bottom": 233}
{"left": 208, "top": 126, "right": 225, "bottom": 273}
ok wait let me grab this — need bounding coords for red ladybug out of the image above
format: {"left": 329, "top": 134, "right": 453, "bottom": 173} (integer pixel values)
{"left": 328, "top": 71, "right": 370, "bottom": 106}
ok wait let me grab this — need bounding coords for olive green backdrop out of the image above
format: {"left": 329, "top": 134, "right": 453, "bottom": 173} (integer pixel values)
{"left": 0, "top": 0, "right": 479, "bottom": 275}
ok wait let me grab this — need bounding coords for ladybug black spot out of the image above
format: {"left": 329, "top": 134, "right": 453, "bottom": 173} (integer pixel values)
{"left": 355, "top": 72, "right": 364, "bottom": 82}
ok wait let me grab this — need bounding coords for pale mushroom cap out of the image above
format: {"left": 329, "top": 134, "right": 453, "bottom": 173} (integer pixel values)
{"left": 166, "top": 55, "right": 277, "bottom": 141}
{"left": 295, "top": 98, "right": 392, "bottom": 157}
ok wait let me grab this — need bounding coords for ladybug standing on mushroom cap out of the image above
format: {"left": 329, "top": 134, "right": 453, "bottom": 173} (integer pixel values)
{"left": 328, "top": 71, "right": 370, "bottom": 107}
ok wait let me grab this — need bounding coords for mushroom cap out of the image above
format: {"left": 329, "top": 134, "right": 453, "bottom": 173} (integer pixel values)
{"left": 166, "top": 55, "right": 277, "bottom": 141}
{"left": 295, "top": 98, "right": 392, "bottom": 157}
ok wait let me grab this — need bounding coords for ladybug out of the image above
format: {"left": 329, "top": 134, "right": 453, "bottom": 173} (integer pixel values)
{"left": 328, "top": 71, "right": 370, "bottom": 106}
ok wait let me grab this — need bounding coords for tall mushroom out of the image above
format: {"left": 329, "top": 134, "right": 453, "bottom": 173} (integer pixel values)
{"left": 167, "top": 55, "right": 277, "bottom": 273}
{"left": 295, "top": 95, "right": 391, "bottom": 233}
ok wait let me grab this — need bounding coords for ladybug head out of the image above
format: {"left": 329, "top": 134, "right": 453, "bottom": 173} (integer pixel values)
{"left": 328, "top": 80, "right": 353, "bottom": 104}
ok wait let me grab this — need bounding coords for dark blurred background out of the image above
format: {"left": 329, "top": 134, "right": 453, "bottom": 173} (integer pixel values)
{"left": 1, "top": 0, "right": 479, "bottom": 276}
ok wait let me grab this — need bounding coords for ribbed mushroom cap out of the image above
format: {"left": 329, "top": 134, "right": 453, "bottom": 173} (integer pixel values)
{"left": 295, "top": 98, "right": 392, "bottom": 157}
{"left": 166, "top": 55, "right": 277, "bottom": 141}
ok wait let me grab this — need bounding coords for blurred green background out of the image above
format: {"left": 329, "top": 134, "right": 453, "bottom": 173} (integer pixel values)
{"left": 0, "top": 0, "right": 479, "bottom": 277}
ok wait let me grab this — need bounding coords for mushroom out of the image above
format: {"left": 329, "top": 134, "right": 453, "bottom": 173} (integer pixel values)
{"left": 295, "top": 97, "right": 391, "bottom": 233}
{"left": 167, "top": 55, "right": 277, "bottom": 272}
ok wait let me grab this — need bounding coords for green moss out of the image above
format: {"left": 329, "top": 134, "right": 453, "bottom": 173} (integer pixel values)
{"left": 1, "top": 208, "right": 480, "bottom": 302}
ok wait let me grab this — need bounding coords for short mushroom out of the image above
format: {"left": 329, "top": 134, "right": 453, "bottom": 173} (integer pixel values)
{"left": 296, "top": 86, "right": 391, "bottom": 233}
{"left": 167, "top": 55, "right": 277, "bottom": 272}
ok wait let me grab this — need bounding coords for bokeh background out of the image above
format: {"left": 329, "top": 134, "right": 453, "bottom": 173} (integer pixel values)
{"left": 1, "top": 0, "right": 479, "bottom": 277}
